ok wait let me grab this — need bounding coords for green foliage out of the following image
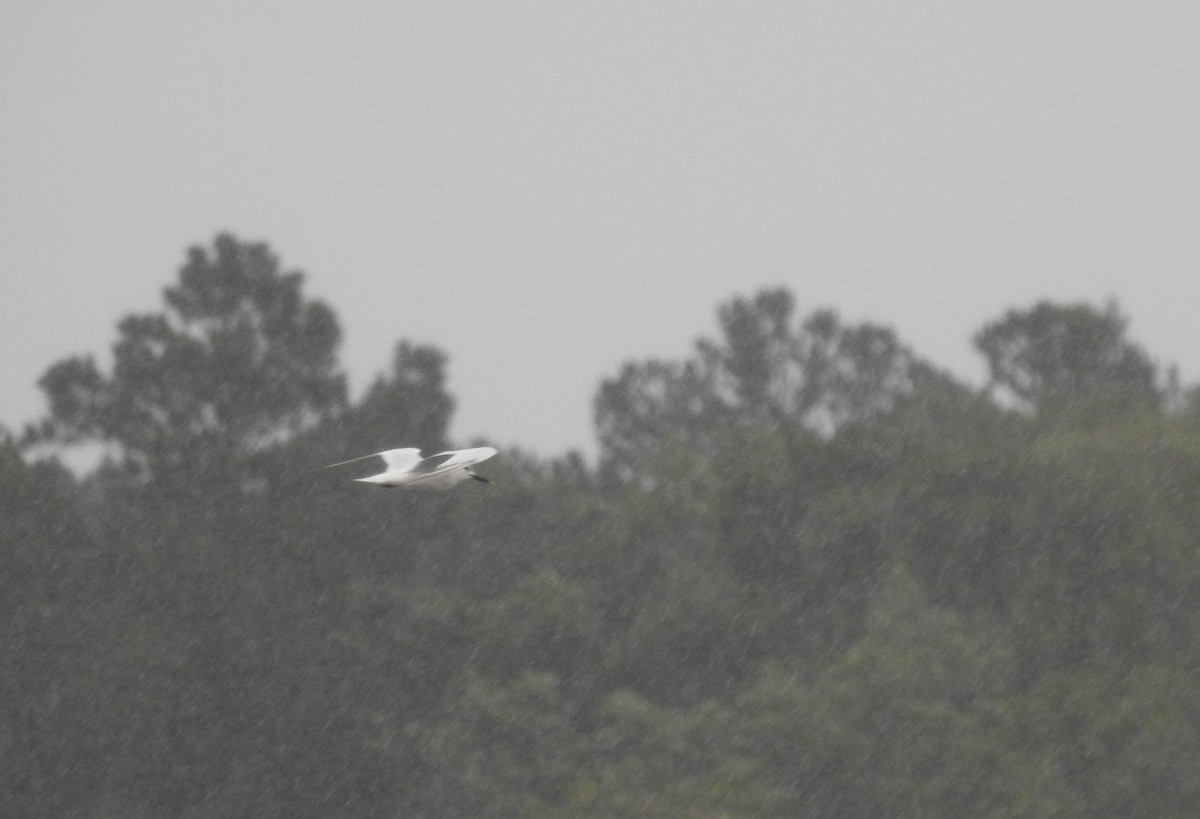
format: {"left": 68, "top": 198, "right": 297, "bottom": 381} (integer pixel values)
{"left": 1013, "top": 414, "right": 1200, "bottom": 672}
{"left": 0, "top": 442, "right": 103, "bottom": 819}
{"left": 725, "top": 567, "right": 1074, "bottom": 817}
{"left": 31, "top": 234, "right": 346, "bottom": 481}
{"left": 395, "top": 671, "right": 587, "bottom": 817}
{"left": 605, "top": 563, "right": 758, "bottom": 705}
{"left": 974, "top": 300, "right": 1161, "bottom": 423}
{"left": 474, "top": 570, "right": 600, "bottom": 683}
{"left": 594, "top": 288, "right": 934, "bottom": 484}
{"left": 11, "top": 262, "right": 1200, "bottom": 817}
{"left": 1019, "top": 663, "right": 1200, "bottom": 817}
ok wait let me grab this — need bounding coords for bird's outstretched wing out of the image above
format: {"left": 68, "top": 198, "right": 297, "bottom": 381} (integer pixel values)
{"left": 306, "top": 447, "right": 423, "bottom": 474}
{"left": 405, "top": 447, "right": 498, "bottom": 485}
{"left": 436, "top": 446, "right": 498, "bottom": 469}
{"left": 410, "top": 452, "right": 456, "bottom": 474}
{"left": 378, "top": 448, "right": 424, "bottom": 471}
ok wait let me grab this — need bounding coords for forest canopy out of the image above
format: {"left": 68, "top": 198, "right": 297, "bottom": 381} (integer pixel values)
{"left": 4, "top": 234, "right": 1199, "bottom": 817}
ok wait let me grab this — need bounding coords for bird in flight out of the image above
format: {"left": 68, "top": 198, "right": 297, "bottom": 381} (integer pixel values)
{"left": 312, "top": 446, "right": 497, "bottom": 490}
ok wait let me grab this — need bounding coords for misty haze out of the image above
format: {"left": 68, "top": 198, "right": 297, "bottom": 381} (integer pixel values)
{"left": 4, "top": 3, "right": 1200, "bottom": 817}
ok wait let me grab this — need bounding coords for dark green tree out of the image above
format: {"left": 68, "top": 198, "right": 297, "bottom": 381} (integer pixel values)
{"left": 0, "top": 441, "right": 104, "bottom": 818}
{"left": 15, "top": 272, "right": 1200, "bottom": 817}
{"left": 31, "top": 233, "right": 346, "bottom": 482}
{"left": 595, "top": 288, "right": 936, "bottom": 483}
{"left": 974, "top": 301, "right": 1160, "bottom": 422}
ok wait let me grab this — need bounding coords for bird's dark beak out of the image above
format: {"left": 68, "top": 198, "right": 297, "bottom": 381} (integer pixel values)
{"left": 471, "top": 474, "right": 491, "bottom": 483}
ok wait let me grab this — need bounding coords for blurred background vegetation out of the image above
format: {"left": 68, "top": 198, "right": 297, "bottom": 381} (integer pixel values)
{"left": 5, "top": 234, "right": 1200, "bottom": 817}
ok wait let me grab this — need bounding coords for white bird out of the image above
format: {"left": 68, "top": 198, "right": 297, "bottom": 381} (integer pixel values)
{"left": 313, "top": 446, "right": 498, "bottom": 490}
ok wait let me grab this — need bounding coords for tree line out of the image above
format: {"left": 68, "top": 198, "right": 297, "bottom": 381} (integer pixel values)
{"left": 4, "top": 233, "right": 1199, "bottom": 817}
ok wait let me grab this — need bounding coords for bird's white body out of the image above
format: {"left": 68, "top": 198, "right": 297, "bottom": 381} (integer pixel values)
{"left": 316, "top": 446, "right": 497, "bottom": 490}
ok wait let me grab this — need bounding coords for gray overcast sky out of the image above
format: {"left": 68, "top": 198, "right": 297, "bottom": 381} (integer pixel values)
{"left": 4, "top": 2, "right": 1198, "bottom": 457}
